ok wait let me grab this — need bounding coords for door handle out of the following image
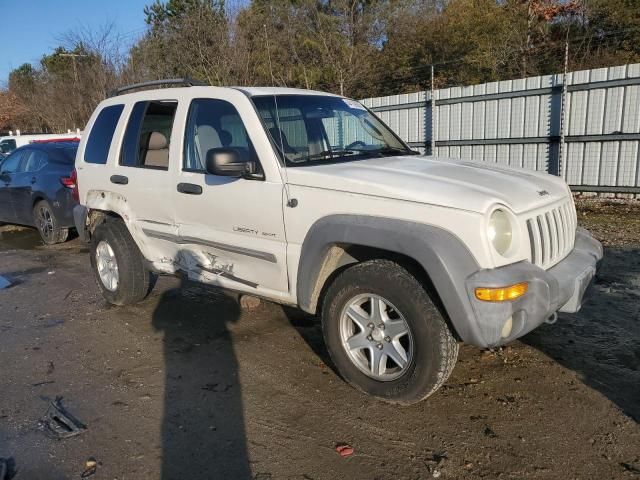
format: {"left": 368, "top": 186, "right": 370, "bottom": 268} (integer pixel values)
{"left": 110, "top": 175, "right": 129, "bottom": 185}
{"left": 177, "top": 183, "right": 202, "bottom": 195}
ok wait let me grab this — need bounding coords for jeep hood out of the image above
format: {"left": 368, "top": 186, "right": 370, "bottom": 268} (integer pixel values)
{"left": 285, "top": 156, "right": 569, "bottom": 214}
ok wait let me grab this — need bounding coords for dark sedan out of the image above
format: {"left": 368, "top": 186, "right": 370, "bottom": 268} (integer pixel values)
{"left": 0, "top": 141, "right": 79, "bottom": 244}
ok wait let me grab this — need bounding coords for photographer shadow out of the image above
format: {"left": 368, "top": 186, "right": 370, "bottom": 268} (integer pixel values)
{"left": 152, "top": 276, "right": 251, "bottom": 479}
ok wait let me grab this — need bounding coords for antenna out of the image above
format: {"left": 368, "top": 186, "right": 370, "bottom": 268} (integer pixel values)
{"left": 263, "top": 22, "right": 295, "bottom": 207}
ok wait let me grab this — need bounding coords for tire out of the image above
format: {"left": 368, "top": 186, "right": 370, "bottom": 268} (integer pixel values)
{"left": 321, "top": 259, "right": 458, "bottom": 405}
{"left": 90, "top": 218, "right": 156, "bottom": 306}
{"left": 33, "top": 200, "right": 69, "bottom": 245}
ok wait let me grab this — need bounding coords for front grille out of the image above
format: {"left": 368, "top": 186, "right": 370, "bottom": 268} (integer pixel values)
{"left": 526, "top": 199, "right": 576, "bottom": 269}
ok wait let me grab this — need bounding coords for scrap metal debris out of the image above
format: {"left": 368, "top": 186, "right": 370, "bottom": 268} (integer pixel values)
{"left": 0, "top": 276, "right": 12, "bottom": 290}
{"left": 80, "top": 457, "right": 98, "bottom": 478}
{"left": 335, "top": 443, "right": 354, "bottom": 457}
{"left": 41, "top": 397, "right": 86, "bottom": 439}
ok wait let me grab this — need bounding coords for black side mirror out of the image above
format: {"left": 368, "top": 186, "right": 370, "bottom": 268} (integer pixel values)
{"left": 206, "top": 148, "right": 247, "bottom": 177}
{"left": 205, "top": 148, "right": 262, "bottom": 179}
{"left": 0, "top": 172, "right": 10, "bottom": 183}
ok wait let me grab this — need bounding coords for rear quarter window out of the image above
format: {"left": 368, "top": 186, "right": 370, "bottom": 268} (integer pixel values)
{"left": 84, "top": 104, "right": 124, "bottom": 164}
{"left": 47, "top": 147, "right": 78, "bottom": 166}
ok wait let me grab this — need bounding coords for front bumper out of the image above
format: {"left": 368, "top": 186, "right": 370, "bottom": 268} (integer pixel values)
{"left": 463, "top": 227, "right": 603, "bottom": 348}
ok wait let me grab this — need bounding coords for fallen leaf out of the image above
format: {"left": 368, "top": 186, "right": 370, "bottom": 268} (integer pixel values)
{"left": 335, "top": 443, "right": 354, "bottom": 457}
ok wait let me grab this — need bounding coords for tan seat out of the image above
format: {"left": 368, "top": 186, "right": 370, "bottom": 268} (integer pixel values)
{"left": 195, "top": 125, "right": 222, "bottom": 168}
{"left": 142, "top": 132, "right": 169, "bottom": 168}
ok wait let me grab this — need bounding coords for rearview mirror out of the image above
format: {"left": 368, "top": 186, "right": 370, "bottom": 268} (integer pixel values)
{"left": 205, "top": 148, "right": 247, "bottom": 177}
{"left": 305, "top": 108, "right": 336, "bottom": 119}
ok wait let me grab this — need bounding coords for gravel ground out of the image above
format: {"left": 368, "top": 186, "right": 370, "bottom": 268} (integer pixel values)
{"left": 575, "top": 196, "right": 640, "bottom": 247}
{"left": 0, "top": 198, "right": 639, "bottom": 479}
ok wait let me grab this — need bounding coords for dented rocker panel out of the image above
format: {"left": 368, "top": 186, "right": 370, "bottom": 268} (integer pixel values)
{"left": 142, "top": 229, "right": 278, "bottom": 263}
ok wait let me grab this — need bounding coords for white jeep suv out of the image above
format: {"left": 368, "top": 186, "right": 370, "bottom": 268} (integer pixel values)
{"left": 73, "top": 80, "right": 602, "bottom": 404}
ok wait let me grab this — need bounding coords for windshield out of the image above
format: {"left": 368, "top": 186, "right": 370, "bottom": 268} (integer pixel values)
{"left": 252, "top": 95, "right": 417, "bottom": 166}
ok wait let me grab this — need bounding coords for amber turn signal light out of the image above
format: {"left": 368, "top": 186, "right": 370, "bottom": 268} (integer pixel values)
{"left": 475, "top": 282, "right": 528, "bottom": 302}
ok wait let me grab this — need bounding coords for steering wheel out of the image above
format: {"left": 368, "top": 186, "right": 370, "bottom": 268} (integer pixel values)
{"left": 345, "top": 140, "right": 367, "bottom": 150}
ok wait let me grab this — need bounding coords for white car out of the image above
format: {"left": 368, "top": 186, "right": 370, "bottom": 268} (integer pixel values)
{"left": 0, "top": 132, "right": 82, "bottom": 154}
{"left": 73, "top": 80, "right": 603, "bottom": 404}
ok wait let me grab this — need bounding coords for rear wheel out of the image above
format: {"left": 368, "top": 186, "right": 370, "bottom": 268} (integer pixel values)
{"left": 90, "top": 218, "right": 156, "bottom": 305}
{"left": 33, "top": 200, "right": 68, "bottom": 245}
{"left": 321, "top": 260, "right": 458, "bottom": 404}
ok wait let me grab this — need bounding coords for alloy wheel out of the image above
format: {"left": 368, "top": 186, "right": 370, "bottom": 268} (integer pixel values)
{"left": 339, "top": 293, "right": 414, "bottom": 381}
{"left": 96, "top": 240, "right": 119, "bottom": 292}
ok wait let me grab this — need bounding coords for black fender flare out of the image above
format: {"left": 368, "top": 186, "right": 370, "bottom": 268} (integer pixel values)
{"left": 296, "top": 214, "right": 483, "bottom": 344}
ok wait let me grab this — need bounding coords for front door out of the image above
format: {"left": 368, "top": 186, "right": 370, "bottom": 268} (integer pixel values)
{"left": 172, "top": 98, "right": 288, "bottom": 296}
{"left": 9, "top": 149, "right": 48, "bottom": 224}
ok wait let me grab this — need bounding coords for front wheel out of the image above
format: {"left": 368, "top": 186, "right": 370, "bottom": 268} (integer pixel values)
{"left": 33, "top": 200, "right": 68, "bottom": 245}
{"left": 321, "top": 260, "right": 458, "bottom": 404}
{"left": 90, "top": 218, "right": 156, "bottom": 305}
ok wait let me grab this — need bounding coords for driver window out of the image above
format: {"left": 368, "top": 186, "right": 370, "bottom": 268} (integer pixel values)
{"left": 183, "top": 98, "right": 257, "bottom": 172}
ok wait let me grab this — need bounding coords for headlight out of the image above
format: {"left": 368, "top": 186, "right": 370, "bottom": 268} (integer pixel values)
{"left": 488, "top": 209, "right": 513, "bottom": 256}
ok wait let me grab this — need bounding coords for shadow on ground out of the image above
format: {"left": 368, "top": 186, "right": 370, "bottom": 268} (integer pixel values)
{"left": 523, "top": 247, "right": 640, "bottom": 421}
{"left": 151, "top": 278, "right": 251, "bottom": 479}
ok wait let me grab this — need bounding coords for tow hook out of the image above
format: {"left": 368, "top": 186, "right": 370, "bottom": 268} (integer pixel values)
{"left": 545, "top": 312, "right": 558, "bottom": 325}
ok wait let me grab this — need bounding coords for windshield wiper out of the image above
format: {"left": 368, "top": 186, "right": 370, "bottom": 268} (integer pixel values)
{"left": 304, "top": 149, "right": 357, "bottom": 161}
{"left": 370, "top": 146, "right": 419, "bottom": 156}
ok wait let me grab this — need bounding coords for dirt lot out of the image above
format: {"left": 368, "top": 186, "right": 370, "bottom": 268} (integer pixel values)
{"left": 1, "top": 198, "right": 639, "bottom": 480}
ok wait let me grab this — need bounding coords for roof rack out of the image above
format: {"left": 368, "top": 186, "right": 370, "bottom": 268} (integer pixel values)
{"left": 108, "top": 78, "right": 209, "bottom": 98}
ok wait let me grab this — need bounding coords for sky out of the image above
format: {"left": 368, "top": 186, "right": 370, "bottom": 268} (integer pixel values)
{"left": 0, "top": 0, "right": 151, "bottom": 85}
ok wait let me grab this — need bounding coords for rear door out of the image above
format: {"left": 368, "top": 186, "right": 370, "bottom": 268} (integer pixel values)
{"left": 109, "top": 99, "right": 180, "bottom": 261}
{"left": 172, "top": 97, "right": 288, "bottom": 295}
{"left": 0, "top": 150, "right": 26, "bottom": 223}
